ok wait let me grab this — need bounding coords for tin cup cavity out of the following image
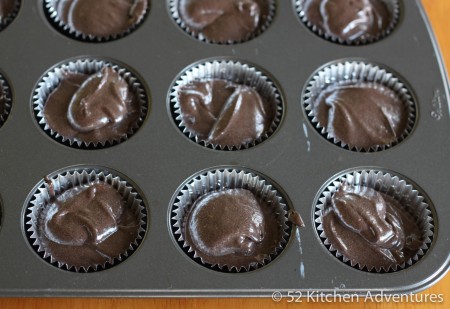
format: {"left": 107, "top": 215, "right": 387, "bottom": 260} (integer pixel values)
{"left": 24, "top": 167, "right": 148, "bottom": 272}
{"left": 43, "top": 0, "right": 150, "bottom": 42}
{"left": 302, "top": 60, "right": 416, "bottom": 152}
{"left": 169, "top": 0, "right": 276, "bottom": 44}
{"left": 294, "top": 0, "right": 400, "bottom": 45}
{"left": 169, "top": 59, "right": 283, "bottom": 151}
{"left": 314, "top": 168, "right": 434, "bottom": 273}
{"left": 33, "top": 58, "right": 149, "bottom": 149}
{"left": 170, "top": 167, "right": 292, "bottom": 272}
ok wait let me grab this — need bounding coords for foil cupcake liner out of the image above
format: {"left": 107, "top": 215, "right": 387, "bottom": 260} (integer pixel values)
{"left": 303, "top": 60, "right": 416, "bottom": 152}
{"left": 295, "top": 0, "right": 399, "bottom": 45}
{"left": 0, "top": 0, "right": 20, "bottom": 31}
{"left": 169, "top": 59, "right": 283, "bottom": 150}
{"left": 33, "top": 58, "right": 148, "bottom": 149}
{"left": 24, "top": 167, "right": 148, "bottom": 272}
{"left": 170, "top": 167, "right": 291, "bottom": 272}
{"left": 0, "top": 72, "right": 13, "bottom": 129}
{"left": 169, "top": 0, "right": 276, "bottom": 45}
{"left": 43, "top": 0, "right": 149, "bottom": 42}
{"left": 314, "top": 169, "right": 434, "bottom": 273}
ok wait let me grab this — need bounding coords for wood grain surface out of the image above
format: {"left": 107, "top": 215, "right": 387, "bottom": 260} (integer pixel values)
{"left": 0, "top": 0, "right": 449, "bottom": 308}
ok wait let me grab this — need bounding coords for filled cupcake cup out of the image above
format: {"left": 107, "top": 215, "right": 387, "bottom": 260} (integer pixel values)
{"left": 170, "top": 167, "right": 291, "bottom": 272}
{"left": 0, "top": 72, "right": 13, "bottom": 129}
{"left": 295, "top": 0, "right": 399, "bottom": 45}
{"left": 43, "top": 0, "right": 149, "bottom": 42}
{"left": 24, "top": 167, "right": 147, "bottom": 272}
{"left": 169, "top": 0, "right": 276, "bottom": 44}
{"left": 33, "top": 58, "right": 148, "bottom": 149}
{"left": 303, "top": 60, "right": 416, "bottom": 152}
{"left": 314, "top": 169, "right": 434, "bottom": 273}
{"left": 169, "top": 59, "right": 283, "bottom": 150}
{"left": 0, "top": 0, "right": 20, "bottom": 31}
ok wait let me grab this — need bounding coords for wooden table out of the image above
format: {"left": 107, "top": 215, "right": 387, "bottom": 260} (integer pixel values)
{"left": 1, "top": 0, "right": 449, "bottom": 308}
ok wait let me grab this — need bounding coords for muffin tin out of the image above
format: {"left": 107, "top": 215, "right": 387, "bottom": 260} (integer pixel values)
{"left": 0, "top": 0, "right": 448, "bottom": 297}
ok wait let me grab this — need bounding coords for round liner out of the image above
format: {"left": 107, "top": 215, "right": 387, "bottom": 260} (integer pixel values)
{"left": 33, "top": 58, "right": 149, "bottom": 149}
{"left": 303, "top": 60, "right": 416, "bottom": 152}
{"left": 314, "top": 169, "right": 434, "bottom": 273}
{"left": 294, "top": 0, "right": 400, "bottom": 45}
{"left": 0, "top": 72, "right": 13, "bottom": 129}
{"left": 0, "top": 0, "right": 20, "bottom": 31}
{"left": 24, "top": 167, "right": 148, "bottom": 272}
{"left": 169, "top": 59, "right": 283, "bottom": 150}
{"left": 169, "top": 0, "right": 276, "bottom": 45}
{"left": 43, "top": 0, "right": 149, "bottom": 42}
{"left": 170, "top": 167, "right": 291, "bottom": 272}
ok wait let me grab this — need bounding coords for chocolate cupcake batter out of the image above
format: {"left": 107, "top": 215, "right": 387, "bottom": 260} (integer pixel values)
{"left": 177, "top": 0, "right": 270, "bottom": 43}
{"left": 302, "top": 0, "right": 392, "bottom": 42}
{"left": 312, "top": 83, "right": 408, "bottom": 149}
{"left": 322, "top": 184, "right": 423, "bottom": 270}
{"left": 43, "top": 67, "right": 140, "bottom": 145}
{"left": 40, "top": 182, "right": 140, "bottom": 268}
{"left": 178, "top": 79, "right": 276, "bottom": 148}
{"left": 184, "top": 189, "right": 281, "bottom": 268}
{"left": 0, "top": 0, "right": 16, "bottom": 25}
{"left": 55, "top": 0, "right": 148, "bottom": 37}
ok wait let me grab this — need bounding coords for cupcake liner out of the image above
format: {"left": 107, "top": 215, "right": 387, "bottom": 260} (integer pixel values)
{"left": 295, "top": 0, "right": 399, "bottom": 45}
{"left": 0, "top": 0, "right": 20, "bottom": 31}
{"left": 169, "top": 59, "right": 283, "bottom": 150}
{"left": 170, "top": 167, "right": 291, "bottom": 272}
{"left": 314, "top": 169, "right": 434, "bottom": 273}
{"left": 33, "top": 58, "right": 148, "bottom": 149}
{"left": 169, "top": 0, "right": 275, "bottom": 44}
{"left": 24, "top": 167, "right": 147, "bottom": 272}
{"left": 43, "top": 0, "right": 149, "bottom": 42}
{"left": 0, "top": 73, "right": 13, "bottom": 128}
{"left": 303, "top": 60, "right": 416, "bottom": 152}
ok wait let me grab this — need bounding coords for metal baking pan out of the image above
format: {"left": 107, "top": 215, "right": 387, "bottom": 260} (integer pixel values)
{"left": 0, "top": 0, "right": 448, "bottom": 297}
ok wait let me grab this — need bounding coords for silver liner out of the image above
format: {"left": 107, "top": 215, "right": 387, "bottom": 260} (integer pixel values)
{"left": 169, "top": 0, "right": 276, "bottom": 45}
{"left": 0, "top": 0, "right": 20, "bottom": 31}
{"left": 33, "top": 58, "right": 148, "bottom": 148}
{"left": 171, "top": 168, "right": 290, "bottom": 272}
{"left": 25, "top": 168, "right": 147, "bottom": 272}
{"left": 314, "top": 169, "right": 434, "bottom": 273}
{"left": 44, "top": 0, "right": 149, "bottom": 42}
{"left": 170, "top": 59, "right": 283, "bottom": 150}
{"left": 303, "top": 60, "right": 416, "bottom": 152}
{"left": 294, "top": 0, "right": 400, "bottom": 45}
{"left": 0, "top": 74, "right": 12, "bottom": 127}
